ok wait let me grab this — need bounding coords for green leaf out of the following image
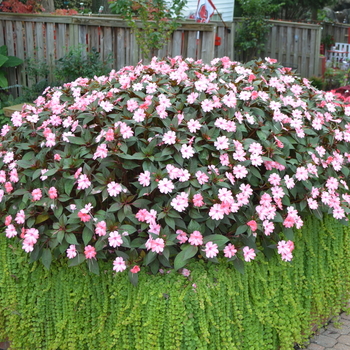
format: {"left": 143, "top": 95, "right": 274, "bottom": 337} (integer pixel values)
{"left": 87, "top": 258, "right": 100, "bottom": 275}
{"left": 174, "top": 245, "right": 198, "bottom": 270}
{"left": 2, "top": 55, "right": 23, "bottom": 67}
{"left": 203, "top": 234, "right": 229, "bottom": 247}
{"left": 65, "top": 233, "right": 79, "bottom": 245}
{"left": 235, "top": 225, "right": 247, "bottom": 235}
{"left": 144, "top": 251, "right": 157, "bottom": 266}
{"left": 128, "top": 270, "right": 139, "bottom": 286}
{"left": 0, "top": 53, "right": 8, "bottom": 67}
{"left": 35, "top": 214, "right": 50, "bottom": 224}
{"left": 118, "top": 152, "right": 145, "bottom": 160}
{"left": 66, "top": 136, "right": 86, "bottom": 145}
{"left": 83, "top": 227, "right": 93, "bottom": 245}
{"left": 41, "top": 248, "right": 52, "bottom": 270}
{"left": 233, "top": 258, "right": 245, "bottom": 274}
{"left": 68, "top": 253, "right": 86, "bottom": 267}
{"left": 64, "top": 179, "right": 76, "bottom": 196}
{"left": 12, "top": 189, "right": 28, "bottom": 196}
{"left": 0, "top": 71, "right": 9, "bottom": 88}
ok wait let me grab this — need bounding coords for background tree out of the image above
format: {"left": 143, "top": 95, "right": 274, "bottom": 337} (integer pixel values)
{"left": 270, "top": 0, "right": 338, "bottom": 21}
{"left": 234, "top": 0, "right": 282, "bottom": 62}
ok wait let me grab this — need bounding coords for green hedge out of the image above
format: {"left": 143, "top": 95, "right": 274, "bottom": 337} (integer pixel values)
{"left": 0, "top": 215, "right": 350, "bottom": 350}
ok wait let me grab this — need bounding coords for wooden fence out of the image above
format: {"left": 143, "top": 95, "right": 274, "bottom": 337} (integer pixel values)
{"left": 0, "top": 13, "right": 323, "bottom": 99}
{"left": 322, "top": 22, "right": 350, "bottom": 46}
{"left": 261, "top": 20, "right": 321, "bottom": 79}
{"left": 0, "top": 13, "right": 234, "bottom": 97}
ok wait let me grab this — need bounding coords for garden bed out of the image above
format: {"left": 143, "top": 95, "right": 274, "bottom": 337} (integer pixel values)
{"left": 0, "top": 215, "right": 349, "bottom": 350}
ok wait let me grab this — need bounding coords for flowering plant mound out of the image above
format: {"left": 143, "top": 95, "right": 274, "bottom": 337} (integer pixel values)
{"left": 1, "top": 56, "right": 350, "bottom": 281}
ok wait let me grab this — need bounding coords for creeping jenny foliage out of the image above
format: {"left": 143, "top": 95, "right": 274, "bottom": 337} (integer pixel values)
{"left": 1, "top": 56, "right": 350, "bottom": 279}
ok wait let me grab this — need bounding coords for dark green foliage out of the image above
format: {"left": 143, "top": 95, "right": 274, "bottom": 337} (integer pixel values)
{"left": 235, "top": 0, "right": 282, "bottom": 62}
{"left": 0, "top": 215, "right": 349, "bottom": 349}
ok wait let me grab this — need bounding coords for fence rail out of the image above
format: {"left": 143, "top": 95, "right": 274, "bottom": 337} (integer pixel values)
{"left": 0, "top": 13, "right": 325, "bottom": 99}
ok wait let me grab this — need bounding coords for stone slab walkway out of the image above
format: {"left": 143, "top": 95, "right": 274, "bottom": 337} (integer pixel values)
{"left": 301, "top": 310, "right": 350, "bottom": 350}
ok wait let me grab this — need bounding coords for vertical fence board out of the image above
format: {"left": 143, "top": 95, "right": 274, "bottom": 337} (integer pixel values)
{"left": 35, "top": 22, "right": 45, "bottom": 62}
{"left": 46, "top": 22, "right": 55, "bottom": 82}
{"left": 0, "top": 20, "right": 4, "bottom": 47}
{"left": 186, "top": 31, "right": 197, "bottom": 59}
{"left": 116, "top": 27, "right": 125, "bottom": 70}
{"left": 301, "top": 28, "right": 308, "bottom": 77}
{"left": 102, "top": 27, "right": 112, "bottom": 62}
{"left": 309, "top": 28, "right": 316, "bottom": 78}
{"left": 201, "top": 27, "right": 215, "bottom": 63}
{"left": 171, "top": 31, "right": 183, "bottom": 57}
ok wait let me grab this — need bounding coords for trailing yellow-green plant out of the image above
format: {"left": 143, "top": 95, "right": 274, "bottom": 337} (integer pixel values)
{"left": 0, "top": 214, "right": 349, "bottom": 350}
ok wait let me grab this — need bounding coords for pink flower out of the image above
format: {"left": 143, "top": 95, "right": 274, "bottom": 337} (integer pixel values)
{"left": 130, "top": 265, "right": 140, "bottom": 273}
{"left": 48, "top": 187, "right": 58, "bottom": 199}
{"left": 108, "top": 231, "right": 123, "bottom": 247}
{"left": 233, "top": 165, "right": 248, "bottom": 179}
{"left": 283, "top": 214, "right": 295, "bottom": 228}
{"left": 93, "top": 143, "right": 108, "bottom": 160}
{"left": 9, "top": 169, "right": 19, "bottom": 183}
{"left": 295, "top": 167, "right": 308, "bottom": 181}
{"left": 15, "top": 210, "right": 25, "bottom": 224}
{"left": 66, "top": 245, "right": 77, "bottom": 259}
{"left": 209, "top": 203, "right": 225, "bottom": 220}
{"left": 4, "top": 215, "right": 12, "bottom": 226}
{"left": 133, "top": 108, "right": 146, "bottom": 122}
{"left": 138, "top": 171, "right": 151, "bottom": 187}
{"left": 195, "top": 171, "right": 209, "bottom": 185}
{"left": 0, "top": 170, "right": 6, "bottom": 183}
{"left": 193, "top": 193, "right": 204, "bottom": 207}
{"left": 54, "top": 154, "right": 61, "bottom": 161}
{"left": 5, "top": 224, "right": 17, "bottom": 238}
{"left": 113, "top": 257, "right": 127, "bottom": 272}
{"left": 187, "top": 119, "right": 202, "bottom": 133}
{"left": 180, "top": 144, "right": 195, "bottom": 159}
{"left": 224, "top": 243, "right": 237, "bottom": 258}
{"left": 214, "top": 136, "right": 230, "bottom": 150}
{"left": 171, "top": 192, "right": 189, "bottom": 212}
{"left": 31, "top": 188, "right": 42, "bottom": 201}
{"left": 74, "top": 167, "right": 82, "bottom": 179}
{"left": 203, "top": 241, "right": 219, "bottom": 258}
{"left": 268, "top": 173, "right": 281, "bottom": 186}
{"left": 78, "top": 211, "right": 91, "bottom": 222}
{"left": 95, "top": 221, "right": 107, "bottom": 236}
{"left": 107, "top": 181, "right": 122, "bottom": 196}
{"left": 135, "top": 209, "right": 148, "bottom": 222}
{"left": 158, "top": 178, "right": 174, "bottom": 194}
{"left": 77, "top": 174, "right": 91, "bottom": 190}
{"left": 243, "top": 246, "right": 256, "bottom": 262}
{"left": 100, "top": 100, "right": 114, "bottom": 112}
{"left": 146, "top": 237, "right": 165, "bottom": 253}
{"left": 247, "top": 220, "right": 258, "bottom": 232}
{"left": 84, "top": 245, "right": 96, "bottom": 259}
{"left": 105, "top": 128, "right": 115, "bottom": 141}
{"left": 181, "top": 268, "right": 191, "bottom": 277}
{"left": 176, "top": 230, "right": 188, "bottom": 244}
{"left": 188, "top": 231, "right": 203, "bottom": 246}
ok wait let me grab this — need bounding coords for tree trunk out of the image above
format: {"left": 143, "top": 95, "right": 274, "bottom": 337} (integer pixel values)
{"left": 41, "top": 0, "right": 55, "bottom": 12}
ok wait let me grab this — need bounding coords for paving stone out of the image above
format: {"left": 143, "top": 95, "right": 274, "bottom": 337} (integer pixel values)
{"left": 338, "top": 335, "right": 350, "bottom": 344}
{"left": 323, "top": 328, "right": 342, "bottom": 339}
{"left": 326, "top": 324, "right": 350, "bottom": 335}
{"left": 334, "top": 344, "right": 350, "bottom": 350}
{"left": 306, "top": 343, "right": 326, "bottom": 350}
{"left": 313, "top": 334, "right": 337, "bottom": 347}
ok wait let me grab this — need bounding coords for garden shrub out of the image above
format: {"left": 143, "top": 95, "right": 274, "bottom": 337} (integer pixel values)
{"left": 1, "top": 56, "right": 350, "bottom": 282}
{"left": 0, "top": 215, "right": 350, "bottom": 350}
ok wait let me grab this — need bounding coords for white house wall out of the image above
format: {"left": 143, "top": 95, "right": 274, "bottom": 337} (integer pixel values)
{"left": 182, "top": 0, "right": 235, "bottom": 22}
